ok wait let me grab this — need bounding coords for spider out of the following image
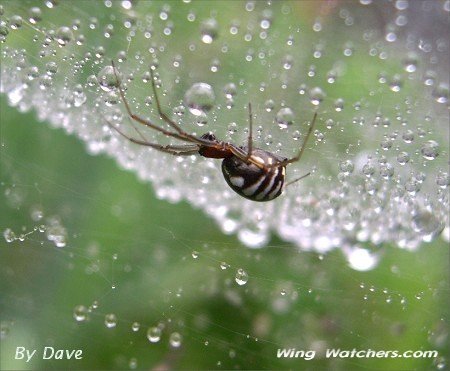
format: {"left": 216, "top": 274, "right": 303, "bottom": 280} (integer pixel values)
{"left": 105, "top": 61, "right": 317, "bottom": 202}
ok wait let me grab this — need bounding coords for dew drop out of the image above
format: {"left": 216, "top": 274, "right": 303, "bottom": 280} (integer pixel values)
{"left": 224, "top": 82, "right": 237, "bottom": 98}
{"left": 10, "top": 15, "right": 23, "bottom": 30}
{"left": 436, "top": 172, "right": 449, "bottom": 189}
{"left": 421, "top": 140, "right": 439, "bottom": 160}
{"left": 235, "top": 268, "right": 249, "bottom": 286}
{"left": 432, "top": 84, "right": 449, "bottom": 104}
{"left": 55, "top": 26, "right": 73, "bottom": 46}
{"left": 309, "top": 87, "right": 325, "bottom": 105}
{"left": 104, "top": 313, "right": 117, "bottom": 328}
{"left": 97, "top": 65, "right": 121, "bottom": 92}
{"left": 397, "top": 151, "right": 410, "bottom": 165}
{"left": 402, "top": 130, "right": 414, "bottom": 143}
{"left": 275, "top": 107, "right": 294, "bottom": 129}
{"left": 264, "top": 99, "right": 275, "bottom": 112}
{"left": 3, "top": 228, "right": 15, "bottom": 243}
{"left": 334, "top": 98, "right": 344, "bottom": 111}
{"left": 200, "top": 18, "right": 219, "bottom": 44}
{"left": 147, "top": 326, "right": 162, "bottom": 343}
{"left": 169, "top": 332, "right": 182, "bottom": 348}
{"left": 73, "top": 305, "right": 88, "bottom": 322}
{"left": 131, "top": 322, "right": 140, "bottom": 332}
{"left": 339, "top": 160, "right": 354, "bottom": 175}
{"left": 45, "top": 218, "right": 67, "bottom": 247}
{"left": 184, "top": 83, "right": 215, "bottom": 115}
{"left": 28, "top": 7, "right": 42, "bottom": 24}
{"left": 412, "top": 210, "right": 444, "bottom": 242}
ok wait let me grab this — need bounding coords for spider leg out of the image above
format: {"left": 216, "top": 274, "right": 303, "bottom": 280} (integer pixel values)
{"left": 266, "top": 112, "right": 318, "bottom": 168}
{"left": 105, "top": 119, "right": 199, "bottom": 156}
{"left": 110, "top": 61, "right": 203, "bottom": 145}
{"left": 246, "top": 102, "right": 253, "bottom": 161}
{"left": 284, "top": 172, "right": 311, "bottom": 187}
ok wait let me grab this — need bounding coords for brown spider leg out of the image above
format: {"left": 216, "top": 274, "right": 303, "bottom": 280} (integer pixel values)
{"left": 105, "top": 119, "right": 199, "bottom": 156}
{"left": 266, "top": 112, "right": 318, "bottom": 168}
{"left": 110, "top": 61, "right": 203, "bottom": 145}
{"left": 285, "top": 171, "right": 311, "bottom": 187}
{"left": 246, "top": 102, "right": 253, "bottom": 161}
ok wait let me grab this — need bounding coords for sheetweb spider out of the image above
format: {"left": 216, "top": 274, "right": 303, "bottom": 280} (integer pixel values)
{"left": 105, "top": 61, "right": 317, "bottom": 202}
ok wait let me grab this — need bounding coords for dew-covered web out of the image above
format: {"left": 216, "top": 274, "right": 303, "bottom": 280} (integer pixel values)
{"left": 1, "top": 1, "right": 449, "bottom": 369}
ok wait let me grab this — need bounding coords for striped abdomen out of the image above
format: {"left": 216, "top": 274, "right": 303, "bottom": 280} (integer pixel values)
{"left": 221, "top": 149, "right": 286, "bottom": 202}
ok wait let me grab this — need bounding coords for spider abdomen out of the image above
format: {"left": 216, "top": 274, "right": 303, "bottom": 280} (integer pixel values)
{"left": 221, "top": 149, "right": 286, "bottom": 202}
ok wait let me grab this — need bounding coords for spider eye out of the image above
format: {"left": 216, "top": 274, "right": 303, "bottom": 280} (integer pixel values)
{"left": 201, "top": 132, "right": 217, "bottom": 141}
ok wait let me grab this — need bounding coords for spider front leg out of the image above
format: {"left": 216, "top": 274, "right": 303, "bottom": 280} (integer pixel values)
{"left": 105, "top": 118, "right": 199, "bottom": 156}
{"left": 267, "top": 112, "right": 318, "bottom": 168}
{"left": 110, "top": 61, "right": 189, "bottom": 143}
{"left": 246, "top": 102, "right": 254, "bottom": 161}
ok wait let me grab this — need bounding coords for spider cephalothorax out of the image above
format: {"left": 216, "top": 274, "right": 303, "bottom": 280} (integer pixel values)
{"left": 105, "top": 61, "right": 317, "bottom": 202}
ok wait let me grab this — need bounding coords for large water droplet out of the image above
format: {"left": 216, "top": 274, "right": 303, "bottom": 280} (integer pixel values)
{"left": 184, "top": 83, "right": 215, "bottom": 116}
{"left": 235, "top": 268, "right": 249, "bottom": 286}
{"left": 73, "top": 305, "right": 88, "bottom": 322}
{"left": 169, "top": 332, "right": 182, "bottom": 348}
{"left": 200, "top": 18, "right": 219, "bottom": 44}
{"left": 147, "top": 326, "right": 162, "bottom": 343}
{"left": 275, "top": 107, "right": 295, "bottom": 129}
{"left": 421, "top": 140, "right": 439, "bottom": 160}
{"left": 55, "top": 26, "right": 73, "bottom": 46}
{"left": 97, "top": 65, "right": 121, "bottom": 92}
{"left": 104, "top": 313, "right": 117, "bottom": 328}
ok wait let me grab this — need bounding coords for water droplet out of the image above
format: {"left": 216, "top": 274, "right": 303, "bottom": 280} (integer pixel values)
{"left": 346, "top": 248, "right": 379, "bottom": 271}
{"left": 169, "top": 332, "right": 182, "bottom": 348}
{"left": 436, "top": 172, "right": 449, "bottom": 189}
{"left": 432, "top": 84, "right": 449, "bottom": 104}
{"left": 104, "top": 313, "right": 117, "bottom": 328}
{"left": 3, "top": 228, "right": 15, "bottom": 243}
{"left": 28, "top": 7, "right": 42, "bottom": 24}
{"left": 200, "top": 18, "right": 219, "bottom": 44}
{"left": 147, "top": 326, "right": 162, "bottom": 343}
{"left": 282, "top": 54, "right": 293, "bottom": 70}
{"left": 129, "top": 358, "right": 138, "bottom": 369}
{"left": 379, "top": 163, "right": 394, "bottom": 179}
{"left": 55, "top": 26, "right": 73, "bottom": 46}
{"left": 184, "top": 83, "right": 215, "bottom": 115}
{"left": 412, "top": 210, "right": 444, "bottom": 242}
{"left": 10, "top": 15, "right": 23, "bottom": 30}
{"left": 334, "top": 98, "right": 344, "bottom": 111}
{"left": 421, "top": 140, "right": 439, "bottom": 160}
{"left": 264, "top": 99, "right": 275, "bottom": 112}
{"left": 275, "top": 107, "right": 295, "bottom": 129}
{"left": 309, "top": 87, "right": 325, "bottom": 105}
{"left": 235, "top": 268, "right": 249, "bottom": 286}
{"left": 131, "top": 322, "right": 140, "bottom": 332}
{"left": 0, "top": 321, "right": 10, "bottom": 340}
{"left": 339, "top": 160, "right": 354, "bottom": 175}
{"left": 402, "top": 53, "right": 418, "bottom": 72}
{"left": 97, "top": 65, "right": 121, "bottom": 92}
{"left": 30, "top": 205, "right": 44, "bottom": 221}
{"left": 402, "top": 130, "right": 414, "bottom": 143}
{"left": 397, "top": 151, "right": 410, "bottom": 165}
{"left": 224, "top": 83, "right": 237, "bottom": 98}
{"left": 73, "top": 305, "right": 88, "bottom": 322}
{"left": 45, "top": 218, "right": 67, "bottom": 247}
